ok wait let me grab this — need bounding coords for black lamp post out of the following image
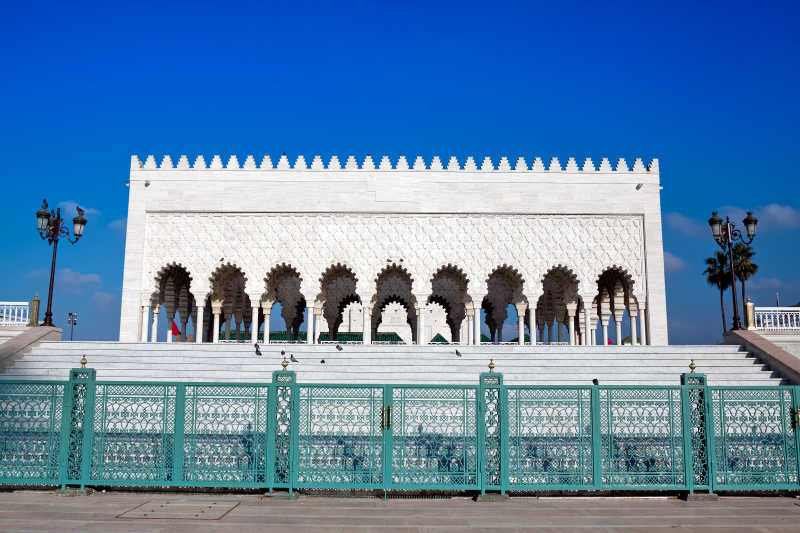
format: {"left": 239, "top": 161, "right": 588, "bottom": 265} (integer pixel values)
{"left": 36, "top": 200, "right": 87, "bottom": 327}
{"left": 708, "top": 210, "right": 757, "bottom": 330}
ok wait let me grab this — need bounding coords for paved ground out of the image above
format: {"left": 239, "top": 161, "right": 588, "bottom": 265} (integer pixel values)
{"left": 0, "top": 491, "right": 799, "bottom": 532}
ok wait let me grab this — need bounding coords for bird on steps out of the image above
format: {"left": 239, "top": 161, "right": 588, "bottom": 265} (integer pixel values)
{"left": 455, "top": 349, "right": 462, "bottom": 357}
{"left": 592, "top": 378, "right": 599, "bottom": 386}
{"left": 280, "top": 350, "right": 285, "bottom": 356}
{"left": 290, "top": 354, "right": 299, "bottom": 363}
{"left": 320, "top": 359, "right": 326, "bottom": 364}
{"left": 336, "top": 344, "right": 343, "bottom": 351}
{"left": 254, "top": 343, "right": 261, "bottom": 356}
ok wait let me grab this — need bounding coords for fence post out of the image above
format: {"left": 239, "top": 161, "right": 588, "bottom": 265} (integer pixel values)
{"left": 58, "top": 365, "right": 96, "bottom": 488}
{"left": 681, "top": 372, "right": 712, "bottom": 494}
{"left": 478, "top": 370, "right": 504, "bottom": 494}
{"left": 794, "top": 386, "right": 800, "bottom": 489}
{"left": 270, "top": 369, "right": 297, "bottom": 494}
{"left": 172, "top": 383, "right": 187, "bottom": 484}
{"left": 590, "top": 386, "right": 602, "bottom": 489}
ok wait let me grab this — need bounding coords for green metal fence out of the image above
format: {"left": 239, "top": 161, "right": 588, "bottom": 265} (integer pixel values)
{"left": 1, "top": 366, "right": 799, "bottom": 494}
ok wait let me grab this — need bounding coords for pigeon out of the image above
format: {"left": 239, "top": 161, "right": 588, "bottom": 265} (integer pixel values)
{"left": 455, "top": 349, "right": 462, "bottom": 357}
{"left": 280, "top": 350, "right": 285, "bottom": 356}
{"left": 254, "top": 343, "right": 262, "bottom": 356}
{"left": 335, "top": 344, "right": 343, "bottom": 351}
{"left": 290, "top": 354, "right": 299, "bottom": 363}
{"left": 320, "top": 359, "right": 326, "bottom": 364}
{"left": 592, "top": 378, "right": 599, "bottom": 386}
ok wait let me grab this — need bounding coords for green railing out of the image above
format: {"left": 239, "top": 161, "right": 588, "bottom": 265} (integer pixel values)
{"left": 1, "top": 367, "right": 799, "bottom": 494}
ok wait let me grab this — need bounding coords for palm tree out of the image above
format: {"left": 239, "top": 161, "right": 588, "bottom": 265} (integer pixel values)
{"left": 733, "top": 243, "right": 759, "bottom": 318}
{"left": 704, "top": 251, "right": 731, "bottom": 333}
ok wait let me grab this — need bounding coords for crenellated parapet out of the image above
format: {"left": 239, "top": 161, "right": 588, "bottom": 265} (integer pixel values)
{"left": 131, "top": 154, "right": 659, "bottom": 173}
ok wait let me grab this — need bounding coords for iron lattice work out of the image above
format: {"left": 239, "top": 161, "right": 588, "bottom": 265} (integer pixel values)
{"left": 272, "top": 373, "right": 294, "bottom": 487}
{"left": 712, "top": 388, "right": 799, "bottom": 488}
{"left": 0, "top": 382, "right": 64, "bottom": 483}
{"left": 89, "top": 384, "right": 176, "bottom": 483}
{"left": 2, "top": 368, "right": 800, "bottom": 494}
{"left": 687, "top": 385, "right": 710, "bottom": 488}
{"left": 482, "top": 386, "right": 502, "bottom": 487}
{"left": 599, "top": 388, "right": 685, "bottom": 487}
{"left": 390, "top": 387, "right": 479, "bottom": 489}
{"left": 296, "top": 386, "right": 384, "bottom": 487}
{"left": 183, "top": 385, "right": 270, "bottom": 485}
{"left": 507, "top": 387, "right": 593, "bottom": 488}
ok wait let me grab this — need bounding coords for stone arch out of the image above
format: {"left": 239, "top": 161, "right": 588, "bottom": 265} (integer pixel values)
{"left": 318, "top": 263, "right": 360, "bottom": 341}
{"left": 264, "top": 263, "right": 305, "bottom": 341}
{"left": 372, "top": 264, "right": 416, "bottom": 343}
{"left": 208, "top": 263, "right": 251, "bottom": 342}
{"left": 537, "top": 265, "right": 581, "bottom": 345}
{"left": 594, "top": 265, "right": 637, "bottom": 345}
{"left": 482, "top": 265, "right": 525, "bottom": 343}
{"left": 429, "top": 264, "right": 469, "bottom": 343}
{"left": 151, "top": 263, "right": 194, "bottom": 341}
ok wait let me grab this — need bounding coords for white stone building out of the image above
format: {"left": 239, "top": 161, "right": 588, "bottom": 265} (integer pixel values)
{"left": 120, "top": 153, "right": 667, "bottom": 346}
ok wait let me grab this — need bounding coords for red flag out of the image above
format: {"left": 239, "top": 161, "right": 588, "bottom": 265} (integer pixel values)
{"left": 171, "top": 320, "right": 181, "bottom": 336}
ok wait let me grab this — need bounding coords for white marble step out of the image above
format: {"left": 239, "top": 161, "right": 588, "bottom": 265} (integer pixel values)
{"left": 0, "top": 341, "right": 783, "bottom": 386}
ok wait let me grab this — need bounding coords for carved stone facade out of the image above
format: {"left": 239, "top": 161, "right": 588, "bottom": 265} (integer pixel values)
{"left": 120, "top": 152, "right": 668, "bottom": 345}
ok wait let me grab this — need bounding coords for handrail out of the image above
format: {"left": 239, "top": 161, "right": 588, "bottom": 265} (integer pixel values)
{"left": 0, "top": 302, "right": 30, "bottom": 326}
{"left": 753, "top": 307, "right": 800, "bottom": 331}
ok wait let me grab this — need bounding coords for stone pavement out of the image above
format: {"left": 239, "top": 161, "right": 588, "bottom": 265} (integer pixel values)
{"left": 0, "top": 491, "right": 799, "bottom": 532}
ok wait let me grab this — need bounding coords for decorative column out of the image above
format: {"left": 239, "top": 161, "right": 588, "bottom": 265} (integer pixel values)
{"left": 166, "top": 309, "right": 175, "bottom": 343}
{"left": 601, "top": 317, "right": 608, "bottom": 346}
{"left": 211, "top": 301, "right": 222, "bottom": 344}
{"left": 640, "top": 301, "right": 649, "bottom": 345}
{"left": 314, "top": 308, "right": 323, "bottom": 343}
{"left": 195, "top": 304, "right": 205, "bottom": 343}
{"left": 614, "top": 309, "right": 624, "bottom": 345}
{"left": 306, "top": 306, "right": 314, "bottom": 345}
{"left": 473, "top": 304, "right": 481, "bottom": 345}
{"left": 251, "top": 305, "right": 259, "bottom": 343}
{"left": 566, "top": 302, "right": 577, "bottom": 346}
{"left": 224, "top": 313, "right": 231, "bottom": 342}
{"left": 464, "top": 308, "right": 474, "bottom": 345}
{"left": 528, "top": 302, "right": 537, "bottom": 345}
{"left": 515, "top": 302, "right": 527, "bottom": 346}
{"left": 416, "top": 304, "right": 426, "bottom": 345}
{"left": 150, "top": 305, "right": 160, "bottom": 343}
{"left": 548, "top": 320, "right": 555, "bottom": 345}
{"left": 140, "top": 304, "right": 150, "bottom": 343}
{"left": 261, "top": 301, "right": 273, "bottom": 344}
{"left": 362, "top": 304, "right": 372, "bottom": 344}
{"left": 629, "top": 304, "right": 639, "bottom": 345}
{"left": 583, "top": 306, "right": 592, "bottom": 346}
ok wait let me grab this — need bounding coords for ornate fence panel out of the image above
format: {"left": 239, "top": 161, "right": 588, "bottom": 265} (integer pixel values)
{"left": 0, "top": 381, "right": 64, "bottom": 484}
{"left": 88, "top": 383, "right": 176, "bottom": 485}
{"left": 1, "top": 367, "right": 800, "bottom": 494}
{"left": 182, "top": 384, "right": 270, "bottom": 487}
{"left": 711, "top": 387, "right": 799, "bottom": 489}
{"left": 389, "top": 386, "right": 480, "bottom": 490}
{"left": 507, "top": 386, "right": 594, "bottom": 490}
{"left": 295, "top": 385, "right": 385, "bottom": 488}
{"left": 598, "top": 387, "right": 686, "bottom": 489}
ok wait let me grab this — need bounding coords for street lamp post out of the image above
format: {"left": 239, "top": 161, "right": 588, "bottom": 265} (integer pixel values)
{"left": 36, "top": 200, "right": 87, "bottom": 327}
{"left": 67, "top": 312, "right": 78, "bottom": 341}
{"left": 708, "top": 210, "right": 758, "bottom": 331}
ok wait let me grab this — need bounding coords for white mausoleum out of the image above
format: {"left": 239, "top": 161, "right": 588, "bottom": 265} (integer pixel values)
{"left": 120, "top": 153, "right": 668, "bottom": 346}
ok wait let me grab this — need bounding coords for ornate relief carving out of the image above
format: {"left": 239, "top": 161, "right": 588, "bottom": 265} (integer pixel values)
{"left": 143, "top": 214, "right": 645, "bottom": 302}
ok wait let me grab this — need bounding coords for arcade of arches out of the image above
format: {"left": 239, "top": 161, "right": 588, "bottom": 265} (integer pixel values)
{"left": 143, "top": 263, "right": 649, "bottom": 346}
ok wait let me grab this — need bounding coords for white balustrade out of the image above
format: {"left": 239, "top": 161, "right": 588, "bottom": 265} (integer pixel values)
{"left": 754, "top": 307, "right": 800, "bottom": 331}
{"left": 0, "top": 302, "right": 30, "bottom": 326}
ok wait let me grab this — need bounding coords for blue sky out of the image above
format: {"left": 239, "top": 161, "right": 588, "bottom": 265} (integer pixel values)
{"left": 2, "top": 1, "right": 799, "bottom": 344}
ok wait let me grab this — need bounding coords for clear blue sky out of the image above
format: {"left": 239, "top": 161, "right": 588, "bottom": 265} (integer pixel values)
{"left": 2, "top": 1, "right": 799, "bottom": 344}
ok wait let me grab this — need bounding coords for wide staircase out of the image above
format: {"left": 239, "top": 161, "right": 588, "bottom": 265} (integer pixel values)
{"left": 0, "top": 341, "right": 785, "bottom": 385}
